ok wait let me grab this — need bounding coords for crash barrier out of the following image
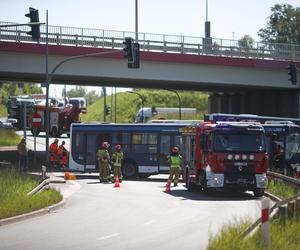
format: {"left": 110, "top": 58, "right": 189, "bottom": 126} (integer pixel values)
{"left": 27, "top": 175, "right": 66, "bottom": 196}
{"left": 0, "top": 161, "right": 10, "bottom": 168}
{"left": 241, "top": 171, "right": 300, "bottom": 241}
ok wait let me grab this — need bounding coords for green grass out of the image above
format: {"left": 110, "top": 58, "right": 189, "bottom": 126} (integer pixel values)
{"left": 0, "top": 104, "right": 7, "bottom": 117}
{"left": 0, "top": 128, "right": 20, "bottom": 146}
{"left": 0, "top": 169, "right": 62, "bottom": 220}
{"left": 208, "top": 180, "right": 300, "bottom": 250}
{"left": 81, "top": 90, "right": 208, "bottom": 123}
{"left": 266, "top": 179, "right": 297, "bottom": 199}
{"left": 208, "top": 218, "right": 300, "bottom": 250}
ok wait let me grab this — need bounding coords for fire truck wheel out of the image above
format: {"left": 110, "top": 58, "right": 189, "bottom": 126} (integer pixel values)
{"left": 185, "top": 171, "right": 195, "bottom": 191}
{"left": 253, "top": 188, "right": 264, "bottom": 197}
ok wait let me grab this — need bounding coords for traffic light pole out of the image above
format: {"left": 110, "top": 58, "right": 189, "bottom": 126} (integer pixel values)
{"left": 44, "top": 49, "right": 121, "bottom": 163}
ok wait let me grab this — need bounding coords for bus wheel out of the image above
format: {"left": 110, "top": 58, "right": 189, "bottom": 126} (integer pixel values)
{"left": 253, "top": 188, "right": 264, "bottom": 197}
{"left": 122, "top": 161, "right": 137, "bottom": 178}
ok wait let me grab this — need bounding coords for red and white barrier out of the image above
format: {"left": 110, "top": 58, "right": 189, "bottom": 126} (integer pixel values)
{"left": 261, "top": 197, "right": 270, "bottom": 247}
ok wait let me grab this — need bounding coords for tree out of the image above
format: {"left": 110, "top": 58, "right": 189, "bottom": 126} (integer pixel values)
{"left": 85, "top": 90, "right": 100, "bottom": 105}
{"left": 67, "top": 86, "right": 87, "bottom": 98}
{"left": 238, "top": 35, "right": 255, "bottom": 48}
{"left": 258, "top": 4, "right": 300, "bottom": 44}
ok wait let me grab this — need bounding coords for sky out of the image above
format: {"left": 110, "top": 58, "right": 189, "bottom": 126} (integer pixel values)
{"left": 1, "top": 0, "right": 299, "bottom": 97}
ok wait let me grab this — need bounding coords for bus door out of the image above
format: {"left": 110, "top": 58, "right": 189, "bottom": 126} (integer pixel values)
{"left": 85, "top": 133, "right": 98, "bottom": 171}
{"left": 159, "top": 134, "right": 183, "bottom": 173}
{"left": 159, "top": 135, "right": 171, "bottom": 173}
{"left": 94, "top": 133, "right": 112, "bottom": 170}
{"left": 131, "top": 133, "right": 159, "bottom": 174}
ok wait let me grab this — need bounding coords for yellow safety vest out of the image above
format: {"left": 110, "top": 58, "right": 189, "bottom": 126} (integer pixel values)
{"left": 170, "top": 155, "right": 181, "bottom": 168}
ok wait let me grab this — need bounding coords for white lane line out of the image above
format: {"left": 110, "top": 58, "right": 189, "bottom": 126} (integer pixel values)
{"left": 97, "top": 233, "right": 120, "bottom": 241}
{"left": 144, "top": 220, "right": 155, "bottom": 225}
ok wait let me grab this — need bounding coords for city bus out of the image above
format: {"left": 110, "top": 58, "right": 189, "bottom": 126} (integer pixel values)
{"left": 69, "top": 122, "right": 193, "bottom": 178}
{"left": 204, "top": 113, "right": 300, "bottom": 126}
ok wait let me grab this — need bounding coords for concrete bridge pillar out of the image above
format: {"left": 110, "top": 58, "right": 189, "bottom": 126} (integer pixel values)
{"left": 208, "top": 90, "right": 300, "bottom": 118}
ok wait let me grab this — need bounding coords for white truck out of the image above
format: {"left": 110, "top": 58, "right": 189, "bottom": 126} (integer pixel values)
{"left": 134, "top": 107, "right": 197, "bottom": 123}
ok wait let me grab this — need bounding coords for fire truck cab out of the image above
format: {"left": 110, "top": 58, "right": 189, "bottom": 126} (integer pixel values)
{"left": 181, "top": 121, "right": 268, "bottom": 197}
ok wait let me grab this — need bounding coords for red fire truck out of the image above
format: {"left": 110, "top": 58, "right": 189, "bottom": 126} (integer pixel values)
{"left": 30, "top": 102, "right": 86, "bottom": 137}
{"left": 181, "top": 121, "right": 268, "bottom": 197}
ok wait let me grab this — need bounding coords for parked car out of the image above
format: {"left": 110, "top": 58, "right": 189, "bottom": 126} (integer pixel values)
{"left": 0, "top": 120, "right": 14, "bottom": 129}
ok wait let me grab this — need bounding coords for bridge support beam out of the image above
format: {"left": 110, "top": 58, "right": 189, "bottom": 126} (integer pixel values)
{"left": 208, "top": 90, "right": 300, "bottom": 118}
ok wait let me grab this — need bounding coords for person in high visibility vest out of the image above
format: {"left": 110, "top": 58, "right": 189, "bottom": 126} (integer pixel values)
{"left": 50, "top": 139, "right": 59, "bottom": 168}
{"left": 58, "top": 140, "right": 69, "bottom": 168}
{"left": 96, "top": 141, "right": 111, "bottom": 183}
{"left": 111, "top": 144, "right": 124, "bottom": 182}
{"left": 166, "top": 147, "right": 182, "bottom": 186}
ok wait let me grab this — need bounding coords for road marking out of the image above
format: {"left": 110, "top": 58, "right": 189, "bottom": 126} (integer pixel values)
{"left": 97, "top": 233, "right": 120, "bottom": 241}
{"left": 144, "top": 220, "right": 155, "bottom": 225}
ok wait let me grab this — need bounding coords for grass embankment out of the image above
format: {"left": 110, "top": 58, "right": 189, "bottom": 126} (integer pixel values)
{"left": 267, "top": 179, "right": 298, "bottom": 199}
{"left": 0, "top": 128, "right": 20, "bottom": 146}
{"left": 0, "top": 169, "right": 62, "bottom": 220}
{"left": 0, "top": 104, "right": 7, "bottom": 117}
{"left": 81, "top": 90, "right": 208, "bottom": 123}
{"left": 208, "top": 180, "right": 300, "bottom": 250}
{"left": 208, "top": 219, "right": 300, "bottom": 250}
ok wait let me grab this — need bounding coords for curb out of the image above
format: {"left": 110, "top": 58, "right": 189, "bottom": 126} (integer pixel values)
{"left": 0, "top": 198, "right": 66, "bottom": 227}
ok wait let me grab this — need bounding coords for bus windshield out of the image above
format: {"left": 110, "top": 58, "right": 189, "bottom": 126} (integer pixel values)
{"left": 285, "top": 133, "right": 300, "bottom": 162}
{"left": 214, "top": 132, "right": 265, "bottom": 153}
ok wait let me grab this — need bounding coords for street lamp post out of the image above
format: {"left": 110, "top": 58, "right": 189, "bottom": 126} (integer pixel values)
{"left": 127, "top": 91, "right": 144, "bottom": 123}
{"left": 166, "top": 89, "right": 181, "bottom": 120}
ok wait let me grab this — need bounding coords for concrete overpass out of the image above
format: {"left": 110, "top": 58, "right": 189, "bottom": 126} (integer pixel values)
{"left": 1, "top": 22, "right": 300, "bottom": 117}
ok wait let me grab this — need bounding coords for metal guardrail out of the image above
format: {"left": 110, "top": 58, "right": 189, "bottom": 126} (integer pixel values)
{"left": 241, "top": 171, "right": 300, "bottom": 239}
{"left": 1, "top": 21, "right": 300, "bottom": 62}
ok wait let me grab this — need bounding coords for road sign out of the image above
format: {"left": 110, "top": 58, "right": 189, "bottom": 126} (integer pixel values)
{"left": 31, "top": 113, "right": 42, "bottom": 127}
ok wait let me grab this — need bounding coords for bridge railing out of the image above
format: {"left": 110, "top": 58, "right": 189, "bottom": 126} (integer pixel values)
{"left": 1, "top": 21, "right": 299, "bottom": 62}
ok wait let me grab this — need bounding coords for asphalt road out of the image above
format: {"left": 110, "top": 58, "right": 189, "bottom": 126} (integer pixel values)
{"left": 0, "top": 176, "right": 262, "bottom": 250}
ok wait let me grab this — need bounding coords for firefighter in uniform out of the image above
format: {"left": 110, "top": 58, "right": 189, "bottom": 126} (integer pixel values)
{"left": 166, "top": 147, "right": 182, "bottom": 186}
{"left": 111, "top": 144, "right": 124, "bottom": 182}
{"left": 57, "top": 140, "right": 69, "bottom": 168}
{"left": 96, "top": 142, "right": 111, "bottom": 183}
{"left": 50, "top": 139, "right": 59, "bottom": 168}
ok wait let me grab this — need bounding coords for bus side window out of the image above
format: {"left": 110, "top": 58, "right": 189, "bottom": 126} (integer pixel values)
{"left": 132, "top": 133, "right": 157, "bottom": 154}
{"left": 112, "top": 132, "right": 130, "bottom": 153}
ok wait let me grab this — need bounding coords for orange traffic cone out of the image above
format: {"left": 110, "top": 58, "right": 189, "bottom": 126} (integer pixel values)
{"left": 164, "top": 179, "right": 171, "bottom": 193}
{"left": 114, "top": 176, "right": 120, "bottom": 188}
{"left": 64, "top": 172, "right": 70, "bottom": 180}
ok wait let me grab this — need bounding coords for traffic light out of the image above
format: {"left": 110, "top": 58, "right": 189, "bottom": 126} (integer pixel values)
{"left": 288, "top": 64, "right": 297, "bottom": 85}
{"left": 128, "top": 43, "right": 140, "bottom": 69}
{"left": 123, "top": 37, "right": 134, "bottom": 62}
{"left": 25, "top": 7, "right": 40, "bottom": 41}
{"left": 105, "top": 105, "right": 111, "bottom": 116}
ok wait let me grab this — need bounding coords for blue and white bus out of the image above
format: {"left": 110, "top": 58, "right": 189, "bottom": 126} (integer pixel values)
{"left": 69, "top": 122, "right": 193, "bottom": 178}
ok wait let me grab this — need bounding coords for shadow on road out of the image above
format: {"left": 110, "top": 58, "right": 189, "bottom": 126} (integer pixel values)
{"left": 166, "top": 187, "right": 257, "bottom": 201}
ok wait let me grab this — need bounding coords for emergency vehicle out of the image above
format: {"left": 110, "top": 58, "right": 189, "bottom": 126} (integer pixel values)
{"left": 30, "top": 101, "right": 86, "bottom": 137}
{"left": 205, "top": 113, "right": 300, "bottom": 177}
{"left": 181, "top": 121, "right": 268, "bottom": 197}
